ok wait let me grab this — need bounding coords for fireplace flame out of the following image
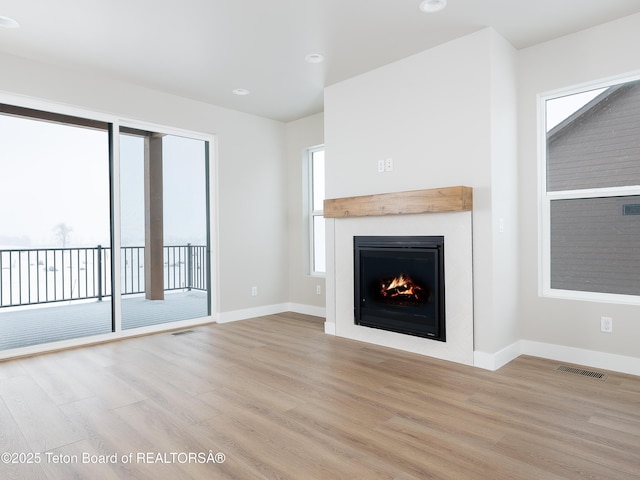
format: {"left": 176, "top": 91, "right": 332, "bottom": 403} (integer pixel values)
{"left": 380, "top": 274, "right": 425, "bottom": 301}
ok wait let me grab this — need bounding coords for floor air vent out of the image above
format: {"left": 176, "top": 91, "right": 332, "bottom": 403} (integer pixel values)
{"left": 556, "top": 365, "right": 607, "bottom": 381}
{"left": 171, "top": 329, "right": 196, "bottom": 336}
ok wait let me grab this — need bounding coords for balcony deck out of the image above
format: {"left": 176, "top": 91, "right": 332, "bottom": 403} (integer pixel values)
{"left": 0, "top": 290, "right": 209, "bottom": 351}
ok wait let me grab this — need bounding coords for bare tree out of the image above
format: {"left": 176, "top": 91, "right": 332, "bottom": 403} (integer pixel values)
{"left": 53, "top": 223, "right": 73, "bottom": 247}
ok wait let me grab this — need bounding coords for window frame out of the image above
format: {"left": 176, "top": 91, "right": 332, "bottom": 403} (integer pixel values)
{"left": 306, "top": 144, "right": 325, "bottom": 276}
{"left": 538, "top": 72, "right": 640, "bottom": 305}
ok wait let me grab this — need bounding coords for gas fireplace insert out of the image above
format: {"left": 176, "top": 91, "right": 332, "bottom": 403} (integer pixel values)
{"left": 354, "top": 236, "right": 445, "bottom": 341}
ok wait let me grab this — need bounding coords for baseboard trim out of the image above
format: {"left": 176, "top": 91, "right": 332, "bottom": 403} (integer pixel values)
{"left": 521, "top": 340, "right": 640, "bottom": 377}
{"left": 217, "top": 303, "right": 326, "bottom": 324}
{"left": 474, "top": 341, "right": 522, "bottom": 371}
{"left": 217, "top": 304, "right": 290, "bottom": 323}
{"left": 475, "top": 340, "right": 640, "bottom": 376}
{"left": 286, "top": 303, "right": 326, "bottom": 318}
{"left": 324, "top": 322, "right": 336, "bottom": 335}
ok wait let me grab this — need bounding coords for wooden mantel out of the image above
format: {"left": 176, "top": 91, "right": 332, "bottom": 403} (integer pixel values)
{"left": 324, "top": 186, "right": 472, "bottom": 218}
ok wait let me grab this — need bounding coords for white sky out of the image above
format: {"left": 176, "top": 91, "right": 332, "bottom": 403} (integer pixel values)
{"left": 120, "top": 133, "right": 207, "bottom": 247}
{"left": 546, "top": 88, "right": 607, "bottom": 131}
{"left": 0, "top": 115, "right": 110, "bottom": 247}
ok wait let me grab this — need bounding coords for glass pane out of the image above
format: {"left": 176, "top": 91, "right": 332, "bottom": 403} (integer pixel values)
{"left": 550, "top": 196, "right": 640, "bottom": 295}
{"left": 546, "top": 80, "right": 640, "bottom": 191}
{"left": 0, "top": 111, "right": 112, "bottom": 350}
{"left": 313, "top": 215, "right": 326, "bottom": 273}
{"left": 120, "top": 131, "right": 209, "bottom": 330}
{"left": 119, "top": 134, "right": 145, "bottom": 299}
{"left": 312, "top": 150, "right": 325, "bottom": 211}
{"left": 163, "top": 135, "right": 209, "bottom": 313}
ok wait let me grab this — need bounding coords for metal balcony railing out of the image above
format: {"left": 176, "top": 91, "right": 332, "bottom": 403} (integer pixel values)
{"left": 0, "top": 244, "right": 207, "bottom": 308}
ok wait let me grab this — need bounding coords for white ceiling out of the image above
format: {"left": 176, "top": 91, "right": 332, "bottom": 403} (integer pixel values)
{"left": 1, "top": 0, "right": 640, "bottom": 122}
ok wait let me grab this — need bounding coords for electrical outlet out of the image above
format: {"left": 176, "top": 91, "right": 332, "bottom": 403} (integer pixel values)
{"left": 377, "top": 159, "right": 385, "bottom": 173}
{"left": 316, "top": 285, "right": 322, "bottom": 295}
{"left": 251, "top": 286, "right": 258, "bottom": 297}
{"left": 384, "top": 157, "right": 393, "bottom": 172}
{"left": 600, "top": 316, "right": 612, "bottom": 333}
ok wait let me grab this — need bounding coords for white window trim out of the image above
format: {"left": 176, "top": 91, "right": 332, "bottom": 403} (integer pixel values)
{"left": 307, "top": 144, "right": 325, "bottom": 277}
{"left": 538, "top": 72, "right": 640, "bottom": 305}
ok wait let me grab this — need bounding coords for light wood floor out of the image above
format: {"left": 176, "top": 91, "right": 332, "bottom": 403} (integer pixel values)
{"left": 0, "top": 313, "right": 639, "bottom": 479}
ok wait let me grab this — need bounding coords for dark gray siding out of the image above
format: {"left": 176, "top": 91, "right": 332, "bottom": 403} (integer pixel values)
{"left": 550, "top": 196, "right": 640, "bottom": 295}
{"left": 547, "top": 81, "right": 640, "bottom": 192}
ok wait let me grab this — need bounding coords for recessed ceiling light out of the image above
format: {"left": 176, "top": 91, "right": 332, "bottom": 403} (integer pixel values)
{"left": 0, "top": 15, "right": 19, "bottom": 28}
{"left": 232, "top": 88, "right": 250, "bottom": 96}
{"left": 419, "top": 0, "right": 447, "bottom": 13}
{"left": 305, "top": 53, "right": 325, "bottom": 64}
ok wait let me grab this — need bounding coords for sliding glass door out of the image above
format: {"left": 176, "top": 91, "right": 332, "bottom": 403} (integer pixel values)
{"left": 0, "top": 101, "right": 212, "bottom": 354}
{"left": 119, "top": 128, "right": 210, "bottom": 329}
{"left": 0, "top": 106, "right": 112, "bottom": 349}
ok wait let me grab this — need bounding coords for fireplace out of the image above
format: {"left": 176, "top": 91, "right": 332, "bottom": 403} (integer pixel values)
{"left": 354, "top": 236, "right": 445, "bottom": 341}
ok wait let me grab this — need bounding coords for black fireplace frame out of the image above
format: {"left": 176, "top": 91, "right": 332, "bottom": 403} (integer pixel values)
{"left": 354, "top": 235, "right": 445, "bottom": 341}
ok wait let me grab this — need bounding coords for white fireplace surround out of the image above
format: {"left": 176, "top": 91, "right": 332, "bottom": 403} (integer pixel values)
{"left": 325, "top": 208, "right": 474, "bottom": 366}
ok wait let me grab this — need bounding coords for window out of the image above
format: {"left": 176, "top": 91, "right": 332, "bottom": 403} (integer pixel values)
{"left": 540, "top": 76, "right": 640, "bottom": 303}
{"left": 308, "top": 146, "right": 325, "bottom": 274}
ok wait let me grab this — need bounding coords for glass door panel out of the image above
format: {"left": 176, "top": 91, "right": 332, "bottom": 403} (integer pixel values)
{"left": 119, "top": 129, "right": 209, "bottom": 329}
{"left": 0, "top": 108, "right": 112, "bottom": 349}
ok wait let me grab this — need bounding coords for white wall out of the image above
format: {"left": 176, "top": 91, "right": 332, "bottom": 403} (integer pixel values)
{"left": 324, "top": 30, "right": 491, "bottom": 201}
{"left": 324, "top": 28, "right": 520, "bottom": 364}
{"left": 285, "top": 113, "right": 326, "bottom": 316}
{"left": 518, "top": 13, "right": 640, "bottom": 365}
{"left": 486, "top": 31, "right": 520, "bottom": 359}
{"left": 0, "top": 52, "right": 289, "bottom": 319}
